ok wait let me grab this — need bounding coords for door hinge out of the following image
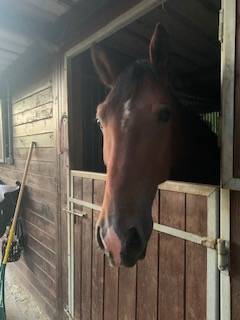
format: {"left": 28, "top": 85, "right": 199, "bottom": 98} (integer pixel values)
{"left": 64, "top": 305, "right": 74, "bottom": 320}
{"left": 217, "top": 239, "right": 229, "bottom": 272}
{"left": 219, "top": 9, "right": 224, "bottom": 44}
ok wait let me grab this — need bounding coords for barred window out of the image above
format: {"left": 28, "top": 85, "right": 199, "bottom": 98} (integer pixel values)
{"left": 0, "top": 97, "right": 13, "bottom": 164}
{"left": 0, "top": 100, "right": 4, "bottom": 162}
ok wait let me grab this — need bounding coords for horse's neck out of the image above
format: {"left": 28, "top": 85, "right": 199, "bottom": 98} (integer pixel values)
{"left": 170, "top": 111, "right": 219, "bottom": 184}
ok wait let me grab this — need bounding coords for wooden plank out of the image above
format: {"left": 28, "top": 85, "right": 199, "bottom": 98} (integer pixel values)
{"left": 159, "top": 190, "right": 185, "bottom": 320}
{"left": 13, "top": 159, "right": 57, "bottom": 177}
{"left": 104, "top": 257, "right": 119, "bottom": 320}
{"left": 118, "top": 266, "right": 136, "bottom": 320}
{"left": 166, "top": 0, "right": 218, "bottom": 40}
{"left": 23, "top": 246, "right": 56, "bottom": 281}
{"left": 0, "top": 168, "right": 57, "bottom": 193}
{"left": 230, "top": 191, "right": 240, "bottom": 320}
{"left": 13, "top": 132, "right": 55, "bottom": 148}
{"left": 81, "top": 178, "right": 93, "bottom": 320}
{"left": 91, "top": 180, "right": 105, "bottom": 320}
{"left": 24, "top": 208, "right": 56, "bottom": 236}
{"left": 185, "top": 195, "right": 207, "bottom": 320}
{"left": 13, "top": 118, "right": 54, "bottom": 137}
{"left": 136, "top": 192, "right": 159, "bottom": 320}
{"left": 13, "top": 87, "right": 52, "bottom": 115}
{"left": 13, "top": 103, "right": 53, "bottom": 126}
{"left": 13, "top": 147, "right": 55, "bottom": 162}
{"left": 26, "top": 185, "right": 58, "bottom": 206}
{"left": 24, "top": 197, "right": 56, "bottom": 222}
{"left": 27, "top": 234, "right": 56, "bottom": 265}
{"left": 24, "top": 220, "right": 56, "bottom": 252}
{"left": 186, "top": 195, "right": 207, "bottom": 237}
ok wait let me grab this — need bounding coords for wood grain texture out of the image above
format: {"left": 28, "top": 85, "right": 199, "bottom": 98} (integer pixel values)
{"left": 91, "top": 180, "right": 105, "bottom": 320}
{"left": 13, "top": 159, "right": 57, "bottom": 177}
{"left": 137, "top": 193, "right": 159, "bottom": 320}
{"left": 24, "top": 220, "right": 56, "bottom": 252}
{"left": 231, "top": 191, "right": 240, "bottom": 320}
{"left": 118, "top": 266, "right": 136, "bottom": 320}
{"left": 24, "top": 208, "right": 56, "bottom": 236}
{"left": 13, "top": 87, "right": 52, "bottom": 115}
{"left": 13, "top": 118, "right": 54, "bottom": 137}
{"left": 13, "top": 132, "right": 55, "bottom": 148}
{"left": 159, "top": 190, "right": 185, "bottom": 320}
{"left": 185, "top": 195, "right": 207, "bottom": 320}
{"left": 81, "top": 178, "right": 93, "bottom": 320}
{"left": 104, "top": 258, "right": 119, "bottom": 320}
{"left": 23, "top": 245, "right": 56, "bottom": 281}
{"left": 13, "top": 147, "right": 55, "bottom": 161}
{"left": 91, "top": 211, "right": 104, "bottom": 320}
{"left": 13, "top": 103, "right": 53, "bottom": 126}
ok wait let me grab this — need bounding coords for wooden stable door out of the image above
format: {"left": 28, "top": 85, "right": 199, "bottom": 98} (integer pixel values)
{"left": 66, "top": 171, "right": 220, "bottom": 320}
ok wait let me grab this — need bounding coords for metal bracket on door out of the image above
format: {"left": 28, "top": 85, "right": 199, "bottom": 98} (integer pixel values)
{"left": 64, "top": 305, "right": 74, "bottom": 320}
{"left": 217, "top": 239, "right": 229, "bottom": 272}
{"left": 63, "top": 208, "right": 88, "bottom": 218}
{"left": 153, "top": 223, "right": 229, "bottom": 272}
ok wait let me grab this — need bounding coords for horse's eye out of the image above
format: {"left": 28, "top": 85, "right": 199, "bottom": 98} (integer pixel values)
{"left": 157, "top": 108, "right": 171, "bottom": 122}
{"left": 96, "top": 118, "right": 103, "bottom": 130}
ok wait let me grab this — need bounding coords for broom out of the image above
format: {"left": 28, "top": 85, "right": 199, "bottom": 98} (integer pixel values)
{"left": 0, "top": 142, "right": 36, "bottom": 320}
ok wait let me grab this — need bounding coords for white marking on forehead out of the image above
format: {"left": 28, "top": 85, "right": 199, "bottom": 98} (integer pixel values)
{"left": 121, "top": 99, "right": 131, "bottom": 130}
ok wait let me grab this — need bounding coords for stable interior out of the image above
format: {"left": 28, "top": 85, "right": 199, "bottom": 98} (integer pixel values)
{"left": 68, "top": 0, "right": 221, "bottom": 177}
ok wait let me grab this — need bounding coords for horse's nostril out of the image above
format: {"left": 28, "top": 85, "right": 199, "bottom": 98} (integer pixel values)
{"left": 126, "top": 227, "right": 142, "bottom": 251}
{"left": 96, "top": 226, "right": 105, "bottom": 250}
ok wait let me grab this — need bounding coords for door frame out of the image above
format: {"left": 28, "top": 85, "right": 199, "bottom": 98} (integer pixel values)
{"left": 62, "top": 0, "right": 233, "bottom": 318}
{"left": 221, "top": 0, "right": 240, "bottom": 190}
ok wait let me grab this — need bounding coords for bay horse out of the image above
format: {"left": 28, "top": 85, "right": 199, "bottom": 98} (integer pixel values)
{"left": 91, "top": 24, "right": 219, "bottom": 267}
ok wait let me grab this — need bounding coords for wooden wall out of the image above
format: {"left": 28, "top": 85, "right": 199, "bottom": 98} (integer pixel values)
{"left": 0, "top": 59, "right": 59, "bottom": 319}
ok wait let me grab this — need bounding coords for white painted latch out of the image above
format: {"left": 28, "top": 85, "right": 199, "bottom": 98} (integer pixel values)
{"left": 217, "top": 239, "right": 229, "bottom": 272}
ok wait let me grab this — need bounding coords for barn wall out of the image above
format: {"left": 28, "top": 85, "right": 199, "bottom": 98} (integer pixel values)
{"left": 0, "top": 57, "right": 60, "bottom": 319}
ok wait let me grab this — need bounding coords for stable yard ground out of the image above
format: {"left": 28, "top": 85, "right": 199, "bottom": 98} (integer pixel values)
{"left": 5, "top": 266, "right": 49, "bottom": 320}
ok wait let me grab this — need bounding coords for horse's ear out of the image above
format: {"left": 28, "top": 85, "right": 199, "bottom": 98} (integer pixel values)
{"left": 91, "top": 44, "right": 119, "bottom": 88}
{"left": 149, "top": 23, "right": 169, "bottom": 71}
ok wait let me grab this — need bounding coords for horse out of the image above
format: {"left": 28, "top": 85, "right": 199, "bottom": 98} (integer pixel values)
{"left": 91, "top": 24, "right": 219, "bottom": 267}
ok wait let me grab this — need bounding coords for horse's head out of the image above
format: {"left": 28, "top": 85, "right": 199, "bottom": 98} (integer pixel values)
{"left": 92, "top": 24, "right": 175, "bottom": 267}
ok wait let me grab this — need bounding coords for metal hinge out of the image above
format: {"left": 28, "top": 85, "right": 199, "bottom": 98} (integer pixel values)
{"left": 201, "top": 237, "right": 229, "bottom": 272}
{"left": 217, "top": 239, "right": 229, "bottom": 272}
{"left": 64, "top": 305, "right": 74, "bottom": 320}
{"left": 219, "top": 9, "right": 224, "bottom": 44}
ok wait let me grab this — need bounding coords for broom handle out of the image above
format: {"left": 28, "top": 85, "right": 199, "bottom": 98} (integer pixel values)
{"left": 3, "top": 142, "right": 36, "bottom": 264}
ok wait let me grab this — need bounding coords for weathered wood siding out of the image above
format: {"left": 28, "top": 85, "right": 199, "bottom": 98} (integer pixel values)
{"left": 0, "top": 62, "right": 59, "bottom": 319}
{"left": 72, "top": 176, "right": 211, "bottom": 320}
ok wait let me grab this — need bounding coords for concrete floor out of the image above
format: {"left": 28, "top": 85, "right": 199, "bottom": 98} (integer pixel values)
{"left": 4, "top": 267, "right": 49, "bottom": 320}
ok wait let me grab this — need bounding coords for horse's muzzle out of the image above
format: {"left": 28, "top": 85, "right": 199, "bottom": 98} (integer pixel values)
{"left": 96, "top": 221, "right": 151, "bottom": 267}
